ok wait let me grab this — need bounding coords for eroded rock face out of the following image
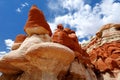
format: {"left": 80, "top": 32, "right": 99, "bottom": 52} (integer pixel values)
{"left": 86, "top": 23, "right": 120, "bottom": 80}
{"left": 52, "top": 24, "right": 97, "bottom": 80}
{"left": 0, "top": 5, "right": 97, "bottom": 80}
{"left": 0, "top": 27, "right": 75, "bottom": 80}
{"left": 52, "top": 24, "right": 91, "bottom": 66}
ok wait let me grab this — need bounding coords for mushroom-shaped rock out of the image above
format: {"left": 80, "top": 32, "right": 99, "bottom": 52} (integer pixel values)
{"left": 24, "top": 5, "right": 52, "bottom": 36}
{"left": 12, "top": 34, "right": 26, "bottom": 50}
{"left": 25, "top": 42, "right": 75, "bottom": 80}
{"left": 0, "top": 34, "right": 52, "bottom": 80}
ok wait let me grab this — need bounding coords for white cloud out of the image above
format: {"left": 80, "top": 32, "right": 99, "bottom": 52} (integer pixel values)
{"left": 48, "top": 0, "right": 60, "bottom": 10}
{"left": 0, "top": 51, "right": 6, "bottom": 54}
{"left": 48, "top": 0, "right": 120, "bottom": 43}
{"left": 21, "top": 4, "right": 26, "bottom": 7}
{"left": 16, "top": 8, "right": 21, "bottom": 13}
{"left": 62, "top": 0, "right": 84, "bottom": 11}
{"left": 0, "top": 39, "right": 14, "bottom": 59}
{"left": 4, "top": 39, "right": 14, "bottom": 50}
{"left": 24, "top": 2, "right": 29, "bottom": 6}
{"left": 16, "top": 2, "right": 29, "bottom": 13}
{"left": 48, "top": 22, "right": 57, "bottom": 33}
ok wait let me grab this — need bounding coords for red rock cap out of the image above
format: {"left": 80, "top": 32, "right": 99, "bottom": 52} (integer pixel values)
{"left": 24, "top": 5, "right": 52, "bottom": 36}
{"left": 52, "top": 24, "right": 83, "bottom": 53}
{"left": 14, "top": 34, "right": 26, "bottom": 43}
{"left": 12, "top": 34, "right": 26, "bottom": 50}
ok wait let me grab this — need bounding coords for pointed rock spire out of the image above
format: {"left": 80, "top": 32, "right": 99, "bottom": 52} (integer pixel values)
{"left": 24, "top": 5, "right": 52, "bottom": 36}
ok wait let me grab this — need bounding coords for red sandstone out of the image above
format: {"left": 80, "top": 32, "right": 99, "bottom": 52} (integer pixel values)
{"left": 24, "top": 5, "right": 52, "bottom": 36}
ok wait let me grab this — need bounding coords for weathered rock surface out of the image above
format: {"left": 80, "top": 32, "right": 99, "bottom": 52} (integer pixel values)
{"left": 52, "top": 24, "right": 96, "bottom": 80}
{"left": 85, "top": 23, "right": 120, "bottom": 80}
{"left": 52, "top": 24, "right": 91, "bottom": 66}
{"left": 0, "top": 5, "right": 97, "bottom": 80}
{"left": 3, "top": 4, "right": 120, "bottom": 80}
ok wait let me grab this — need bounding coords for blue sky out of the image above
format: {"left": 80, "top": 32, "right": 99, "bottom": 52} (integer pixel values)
{"left": 0, "top": 0, "right": 120, "bottom": 56}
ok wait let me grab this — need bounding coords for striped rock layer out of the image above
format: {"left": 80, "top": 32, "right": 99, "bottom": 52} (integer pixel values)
{"left": 85, "top": 23, "right": 120, "bottom": 80}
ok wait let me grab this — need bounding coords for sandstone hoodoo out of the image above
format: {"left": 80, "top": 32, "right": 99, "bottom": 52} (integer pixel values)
{"left": 2, "top": 4, "right": 120, "bottom": 80}
{"left": 52, "top": 24, "right": 97, "bottom": 80}
{"left": 52, "top": 24, "right": 91, "bottom": 66}
{"left": 0, "top": 5, "right": 75, "bottom": 80}
{"left": 24, "top": 5, "right": 52, "bottom": 36}
{"left": 12, "top": 34, "right": 27, "bottom": 50}
{"left": 86, "top": 23, "right": 120, "bottom": 80}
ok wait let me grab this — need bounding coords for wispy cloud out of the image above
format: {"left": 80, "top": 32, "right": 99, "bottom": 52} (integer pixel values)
{"left": 48, "top": 0, "right": 120, "bottom": 43}
{"left": 16, "top": 8, "right": 21, "bottom": 12}
{"left": 4, "top": 39, "right": 14, "bottom": 50}
{"left": 16, "top": 2, "right": 29, "bottom": 13}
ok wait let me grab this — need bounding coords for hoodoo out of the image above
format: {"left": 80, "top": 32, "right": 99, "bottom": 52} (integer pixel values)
{"left": 24, "top": 5, "right": 52, "bottom": 36}
{"left": 0, "top": 4, "right": 119, "bottom": 79}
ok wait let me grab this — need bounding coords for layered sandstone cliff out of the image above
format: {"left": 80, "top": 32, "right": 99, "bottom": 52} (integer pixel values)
{"left": 85, "top": 23, "right": 120, "bottom": 80}
{"left": 0, "top": 5, "right": 96, "bottom": 80}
